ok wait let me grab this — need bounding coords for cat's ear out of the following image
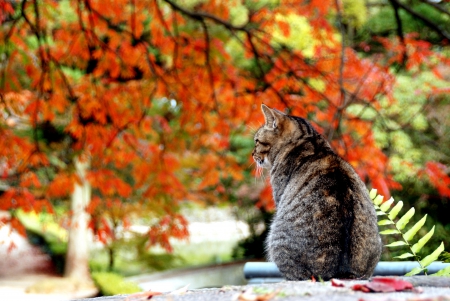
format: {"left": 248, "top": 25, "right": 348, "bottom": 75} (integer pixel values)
{"left": 261, "top": 104, "right": 285, "bottom": 129}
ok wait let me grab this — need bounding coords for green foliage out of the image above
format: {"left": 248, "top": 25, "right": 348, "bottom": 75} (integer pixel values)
{"left": 232, "top": 214, "right": 270, "bottom": 260}
{"left": 440, "top": 252, "right": 450, "bottom": 263}
{"left": 342, "top": 0, "right": 367, "bottom": 29}
{"left": 357, "top": 2, "right": 450, "bottom": 43}
{"left": 356, "top": 70, "right": 450, "bottom": 257}
{"left": 91, "top": 272, "right": 142, "bottom": 296}
{"left": 16, "top": 210, "right": 67, "bottom": 274}
{"left": 232, "top": 197, "right": 273, "bottom": 260}
{"left": 271, "top": 13, "right": 316, "bottom": 57}
{"left": 229, "top": 1, "right": 249, "bottom": 27}
{"left": 390, "top": 75, "right": 450, "bottom": 251}
{"left": 16, "top": 210, "right": 67, "bottom": 244}
{"left": 371, "top": 189, "right": 450, "bottom": 276}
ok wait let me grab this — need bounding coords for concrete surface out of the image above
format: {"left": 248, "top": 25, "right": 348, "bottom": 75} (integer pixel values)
{"left": 69, "top": 278, "right": 450, "bottom": 301}
{"left": 128, "top": 261, "right": 247, "bottom": 291}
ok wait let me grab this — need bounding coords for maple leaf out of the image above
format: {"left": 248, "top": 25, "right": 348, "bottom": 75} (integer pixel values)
{"left": 331, "top": 279, "right": 345, "bottom": 287}
{"left": 352, "top": 277, "right": 414, "bottom": 293}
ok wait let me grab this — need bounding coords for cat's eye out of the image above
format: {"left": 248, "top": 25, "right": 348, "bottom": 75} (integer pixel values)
{"left": 255, "top": 139, "right": 269, "bottom": 146}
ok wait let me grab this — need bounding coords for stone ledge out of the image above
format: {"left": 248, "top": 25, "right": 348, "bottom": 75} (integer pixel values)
{"left": 71, "top": 277, "right": 450, "bottom": 301}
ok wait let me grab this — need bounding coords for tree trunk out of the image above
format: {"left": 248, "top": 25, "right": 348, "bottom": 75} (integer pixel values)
{"left": 108, "top": 245, "right": 114, "bottom": 271}
{"left": 64, "top": 156, "right": 92, "bottom": 280}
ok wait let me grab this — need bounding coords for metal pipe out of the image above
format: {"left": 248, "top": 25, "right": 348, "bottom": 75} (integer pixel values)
{"left": 244, "top": 261, "right": 450, "bottom": 280}
{"left": 373, "top": 261, "right": 450, "bottom": 276}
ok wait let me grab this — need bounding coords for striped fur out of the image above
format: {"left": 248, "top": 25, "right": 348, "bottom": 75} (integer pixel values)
{"left": 252, "top": 105, "right": 382, "bottom": 280}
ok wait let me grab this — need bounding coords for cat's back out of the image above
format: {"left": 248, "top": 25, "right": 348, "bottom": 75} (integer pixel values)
{"left": 268, "top": 148, "right": 381, "bottom": 280}
{"left": 253, "top": 105, "right": 381, "bottom": 280}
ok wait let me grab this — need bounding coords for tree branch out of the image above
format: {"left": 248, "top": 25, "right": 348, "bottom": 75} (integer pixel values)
{"left": 200, "top": 19, "right": 219, "bottom": 113}
{"left": 389, "top": 0, "right": 407, "bottom": 68}
{"left": 162, "top": 0, "right": 247, "bottom": 31}
{"left": 327, "top": 0, "right": 346, "bottom": 141}
{"left": 391, "top": 0, "right": 450, "bottom": 40}
{"left": 420, "top": 0, "right": 450, "bottom": 17}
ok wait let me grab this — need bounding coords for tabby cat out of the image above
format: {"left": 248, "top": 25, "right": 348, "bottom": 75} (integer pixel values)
{"left": 252, "top": 104, "right": 382, "bottom": 280}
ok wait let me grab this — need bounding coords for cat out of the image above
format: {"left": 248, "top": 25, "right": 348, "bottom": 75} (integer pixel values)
{"left": 252, "top": 104, "right": 382, "bottom": 280}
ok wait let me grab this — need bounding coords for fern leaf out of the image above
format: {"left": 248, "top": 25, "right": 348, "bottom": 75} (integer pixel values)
{"left": 396, "top": 207, "right": 415, "bottom": 231}
{"left": 395, "top": 253, "right": 414, "bottom": 259}
{"left": 373, "top": 195, "right": 384, "bottom": 206}
{"left": 432, "top": 264, "right": 450, "bottom": 276}
{"left": 388, "top": 201, "right": 403, "bottom": 220}
{"left": 376, "top": 211, "right": 386, "bottom": 216}
{"left": 405, "top": 266, "right": 424, "bottom": 276}
{"left": 385, "top": 241, "right": 407, "bottom": 247}
{"left": 379, "top": 197, "right": 394, "bottom": 212}
{"left": 378, "top": 219, "right": 394, "bottom": 226}
{"left": 380, "top": 229, "right": 401, "bottom": 235}
{"left": 420, "top": 242, "right": 445, "bottom": 268}
{"left": 369, "top": 189, "right": 378, "bottom": 200}
{"left": 403, "top": 214, "right": 427, "bottom": 242}
{"left": 411, "top": 226, "right": 435, "bottom": 254}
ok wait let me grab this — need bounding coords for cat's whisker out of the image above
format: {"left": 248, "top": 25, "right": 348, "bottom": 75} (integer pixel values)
{"left": 254, "top": 166, "right": 261, "bottom": 184}
{"left": 255, "top": 165, "right": 264, "bottom": 183}
{"left": 247, "top": 123, "right": 258, "bottom": 133}
{"left": 261, "top": 169, "right": 267, "bottom": 182}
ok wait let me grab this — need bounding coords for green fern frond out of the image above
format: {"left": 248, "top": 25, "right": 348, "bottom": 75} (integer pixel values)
{"left": 432, "top": 264, "right": 450, "bottom": 276}
{"left": 421, "top": 242, "right": 444, "bottom": 269}
{"left": 403, "top": 215, "right": 427, "bottom": 242}
{"left": 370, "top": 189, "right": 449, "bottom": 276}
{"left": 411, "top": 226, "right": 434, "bottom": 254}
{"left": 405, "top": 266, "right": 424, "bottom": 277}
{"left": 396, "top": 208, "right": 415, "bottom": 231}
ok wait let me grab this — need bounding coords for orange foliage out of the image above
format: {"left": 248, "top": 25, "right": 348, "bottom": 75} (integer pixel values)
{"left": 1, "top": 0, "right": 448, "bottom": 249}
{"left": 425, "top": 162, "right": 450, "bottom": 198}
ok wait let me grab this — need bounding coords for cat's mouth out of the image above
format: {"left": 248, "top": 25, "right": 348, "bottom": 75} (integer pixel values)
{"left": 253, "top": 156, "right": 266, "bottom": 168}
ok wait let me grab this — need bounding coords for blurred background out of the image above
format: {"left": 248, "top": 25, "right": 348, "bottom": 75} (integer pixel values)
{"left": 1, "top": 0, "right": 450, "bottom": 299}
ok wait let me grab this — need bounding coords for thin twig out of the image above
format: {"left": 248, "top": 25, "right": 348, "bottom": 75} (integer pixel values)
{"left": 200, "top": 19, "right": 219, "bottom": 113}
{"left": 162, "top": 0, "right": 247, "bottom": 31}
{"left": 389, "top": 0, "right": 407, "bottom": 68}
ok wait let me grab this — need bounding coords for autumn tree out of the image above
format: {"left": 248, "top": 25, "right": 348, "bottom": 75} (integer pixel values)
{"left": 349, "top": 0, "right": 450, "bottom": 255}
{"left": 2, "top": 0, "right": 450, "bottom": 278}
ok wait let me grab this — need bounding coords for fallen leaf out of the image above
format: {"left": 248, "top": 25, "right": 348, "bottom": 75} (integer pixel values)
{"left": 311, "top": 275, "right": 316, "bottom": 283}
{"left": 124, "top": 291, "right": 163, "bottom": 301}
{"left": 219, "top": 285, "right": 233, "bottom": 293}
{"left": 352, "top": 284, "right": 371, "bottom": 293}
{"left": 331, "top": 279, "right": 345, "bottom": 287}
{"left": 371, "top": 277, "right": 414, "bottom": 291}
{"left": 169, "top": 284, "right": 189, "bottom": 295}
{"left": 237, "top": 288, "right": 280, "bottom": 301}
{"left": 238, "top": 289, "right": 258, "bottom": 301}
{"left": 352, "top": 277, "right": 414, "bottom": 293}
{"left": 365, "top": 281, "right": 396, "bottom": 293}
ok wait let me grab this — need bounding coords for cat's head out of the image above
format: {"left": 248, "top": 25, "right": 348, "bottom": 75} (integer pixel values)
{"left": 252, "top": 104, "right": 315, "bottom": 169}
